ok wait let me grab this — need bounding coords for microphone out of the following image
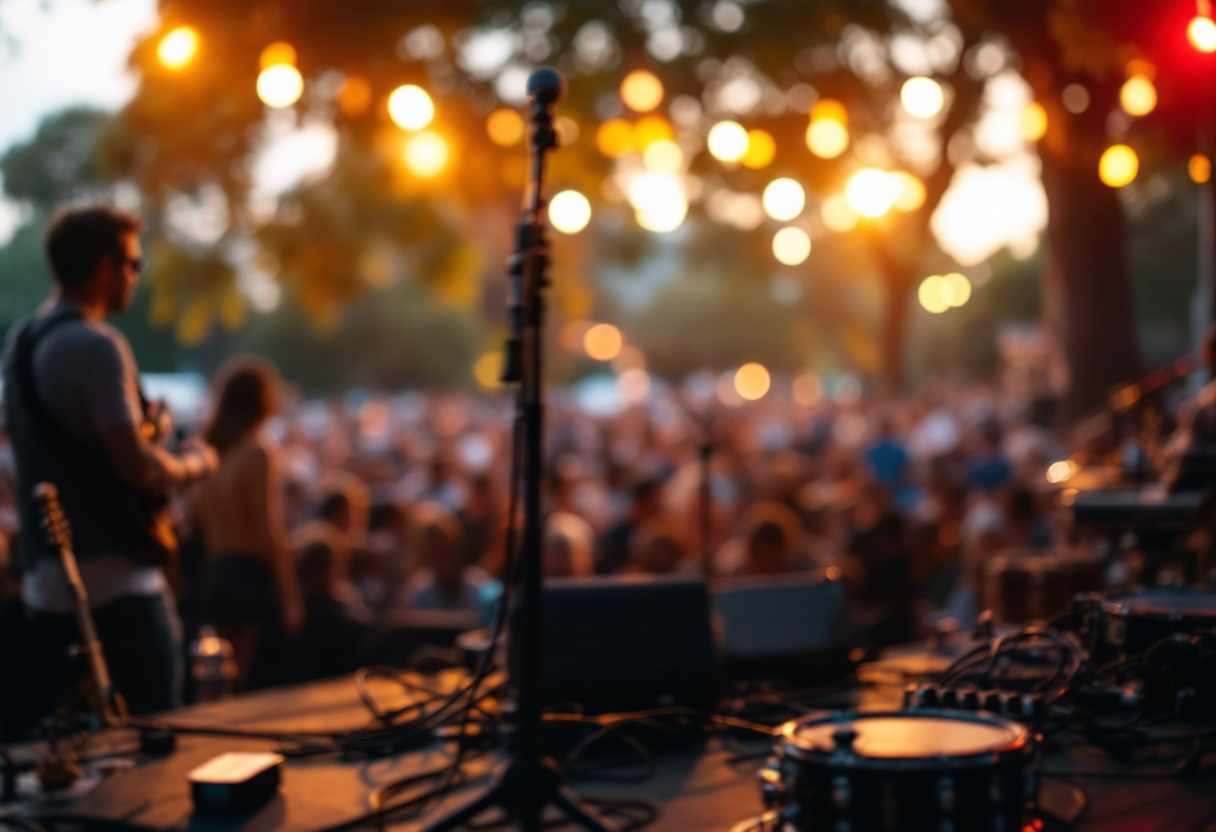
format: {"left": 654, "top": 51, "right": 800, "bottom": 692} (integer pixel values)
{"left": 526, "top": 67, "right": 566, "bottom": 107}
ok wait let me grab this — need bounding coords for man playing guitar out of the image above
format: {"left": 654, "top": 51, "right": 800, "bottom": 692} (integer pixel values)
{"left": 2, "top": 205, "right": 217, "bottom": 734}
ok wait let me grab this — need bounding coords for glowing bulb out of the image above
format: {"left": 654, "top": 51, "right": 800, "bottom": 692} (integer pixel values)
{"left": 259, "top": 42, "right": 297, "bottom": 69}
{"left": 404, "top": 131, "right": 448, "bottom": 177}
{"left": 734, "top": 363, "right": 771, "bottom": 401}
{"left": 596, "top": 119, "right": 634, "bottom": 158}
{"left": 806, "top": 120, "right": 849, "bottom": 159}
{"left": 772, "top": 227, "right": 811, "bottom": 266}
{"left": 1021, "top": 102, "right": 1048, "bottom": 142}
{"left": 1119, "top": 76, "right": 1156, "bottom": 117}
{"left": 487, "top": 108, "right": 524, "bottom": 146}
{"left": 388, "top": 85, "right": 435, "bottom": 131}
{"left": 474, "top": 353, "right": 503, "bottom": 390}
{"left": 157, "top": 26, "right": 199, "bottom": 70}
{"left": 792, "top": 373, "right": 822, "bottom": 407}
{"left": 821, "top": 194, "right": 859, "bottom": 232}
{"left": 941, "top": 272, "right": 972, "bottom": 307}
{"left": 643, "top": 139, "right": 684, "bottom": 172}
{"left": 762, "top": 178, "right": 806, "bottom": 222}
{"left": 584, "top": 324, "right": 623, "bottom": 361}
{"left": 549, "top": 190, "right": 592, "bottom": 234}
{"left": 257, "top": 64, "right": 304, "bottom": 108}
{"left": 621, "top": 70, "right": 664, "bottom": 112}
{"left": 810, "top": 99, "right": 847, "bottom": 126}
{"left": 901, "top": 76, "right": 944, "bottom": 118}
{"left": 630, "top": 172, "right": 687, "bottom": 233}
{"left": 1189, "top": 16, "right": 1216, "bottom": 52}
{"left": 918, "top": 276, "right": 949, "bottom": 313}
{"left": 1046, "top": 460, "right": 1077, "bottom": 484}
{"left": 846, "top": 169, "right": 899, "bottom": 218}
{"left": 1099, "top": 144, "right": 1138, "bottom": 188}
{"left": 1190, "top": 154, "right": 1212, "bottom": 184}
{"left": 633, "top": 116, "right": 674, "bottom": 148}
{"left": 338, "top": 77, "right": 372, "bottom": 116}
{"left": 707, "top": 121, "right": 749, "bottom": 162}
{"left": 742, "top": 130, "right": 776, "bottom": 169}
{"left": 891, "top": 172, "right": 926, "bottom": 212}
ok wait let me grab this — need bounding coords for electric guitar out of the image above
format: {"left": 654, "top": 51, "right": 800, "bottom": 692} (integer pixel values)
{"left": 34, "top": 482, "right": 126, "bottom": 726}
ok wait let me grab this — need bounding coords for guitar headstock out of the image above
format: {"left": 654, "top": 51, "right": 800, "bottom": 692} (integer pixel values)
{"left": 33, "top": 482, "right": 73, "bottom": 554}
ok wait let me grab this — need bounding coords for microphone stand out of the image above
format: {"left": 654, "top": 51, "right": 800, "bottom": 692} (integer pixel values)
{"left": 418, "top": 67, "right": 619, "bottom": 832}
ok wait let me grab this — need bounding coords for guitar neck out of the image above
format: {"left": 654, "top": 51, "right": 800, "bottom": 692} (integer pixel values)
{"left": 57, "top": 541, "right": 119, "bottom": 726}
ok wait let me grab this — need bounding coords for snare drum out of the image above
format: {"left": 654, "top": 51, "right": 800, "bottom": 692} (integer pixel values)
{"left": 1099, "top": 586, "right": 1216, "bottom": 656}
{"left": 986, "top": 548, "right": 1103, "bottom": 624}
{"left": 760, "top": 710, "right": 1034, "bottom": 832}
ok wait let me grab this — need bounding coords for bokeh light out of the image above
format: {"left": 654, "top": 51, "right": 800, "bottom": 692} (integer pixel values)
{"left": 941, "top": 272, "right": 972, "bottom": 307}
{"left": 403, "top": 131, "right": 448, "bottom": 177}
{"left": 792, "top": 373, "right": 822, "bottom": 407}
{"left": 1021, "top": 102, "right": 1048, "bottom": 141}
{"left": 821, "top": 194, "right": 859, "bottom": 232}
{"left": 1189, "top": 15, "right": 1216, "bottom": 52}
{"left": 1098, "top": 144, "right": 1138, "bottom": 188}
{"left": 1119, "top": 76, "right": 1156, "bottom": 117}
{"left": 388, "top": 85, "right": 435, "bottom": 131}
{"left": 891, "top": 172, "right": 926, "bottom": 212}
{"left": 1062, "top": 84, "right": 1090, "bottom": 113}
{"left": 259, "top": 42, "right": 297, "bottom": 69}
{"left": 762, "top": 178, "right": 806, "bottom": 221}
{"left": 473, "top": 352, "right": 503, "bottom": 390}
{"left": 918, "top": 276, "right": 950, "bottom": 313}
{"left": 772, "top": 227, "right": 811, "bottom": 266}
{"left": 630, "top": 173, "right": 688, "bottom": 232}
{"left": 633, "top": 116, "right": 674, "bottom": 148}
{"left": 734, "top": 363, "right": 771, "bottom": 401}
{"left": 596, "top": 119, "right": 634, "bottom": 158}
{"left": 643, "top": 139, "right": 684, "bottom": 172}
{"left": 617, "top": 369, "right": 651, "bottom": 405}
{"left": 338, "top": 77, "right": 372, "bottom": 116}
{"left": 846, "top": 169, "right": 899, "bottom": 218}
{"left": 742, "top": 130, "right": 776, "bottom": 169}
{"left": 900, "top": 76, "right": 944, "bottom": 118}
{"left": 620, "top": 70, "right": 664, "bottom": 112}
{"left": 549, "top": 190, "right": 592, "bottom": 234}
{"left": 1046, "top": 459, "right": 1077, "bottom": 484}
{"left": 805, "top": 120, "right": 849, "bottom": 159}
{"left": 157, "top": 26, "right": 199, "bottom": 70}
{"left": 810, "top": 99, "right": 847, "bottom": 125}
{"left": 584, "top": 323, "right": 623, "bottom": 361}
{"left": 1191, "top": 154, "right": 1213, "bottom": 184}
{"left": 708, "top": 121, "right": 749, "bottom": 162}
{"left": 257, "top": 64, "right": 304, "bottom": 108}
{"left": 487, "top": 108, "right": 524, "bottom": 146}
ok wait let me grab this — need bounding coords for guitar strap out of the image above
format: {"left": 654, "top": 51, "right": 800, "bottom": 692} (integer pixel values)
{"left": 11, "top": 308, "right": 176, "bottom": 565}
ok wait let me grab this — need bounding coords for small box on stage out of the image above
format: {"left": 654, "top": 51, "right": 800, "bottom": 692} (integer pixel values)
{"left": 187, "top": 752, "right": 283, "bottom": 815}
{"left": 526, "top": 575, "right": 719, "bottom": 714}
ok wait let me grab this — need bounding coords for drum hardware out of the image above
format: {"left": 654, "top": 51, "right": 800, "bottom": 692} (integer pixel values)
{"left": 903, "top": 684, "right": 1048, "bottom": 725}
{"left": 758, "top": 710, "right": 1035, "bottom": 832}
{"left": 1077, "top": 586, "right": 1216, "bottom": 664}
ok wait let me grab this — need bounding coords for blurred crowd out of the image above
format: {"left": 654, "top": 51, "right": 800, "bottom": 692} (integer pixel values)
{"left": 0, "top": 362, "right": 1075, "bottom": 693}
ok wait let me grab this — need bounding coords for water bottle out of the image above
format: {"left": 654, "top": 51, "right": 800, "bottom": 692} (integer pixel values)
{"left": 189, "top": 625, "right": 237, "bottom": 702}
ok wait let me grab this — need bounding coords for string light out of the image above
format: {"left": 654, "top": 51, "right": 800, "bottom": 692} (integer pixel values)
{"left": 404, "top": 131, "right": 448, "bottom": 177}
{"left": 1119, "top": 76, "right": 1156, "bottom": 117}
{"left": 918, "top": 276, "right": 950, "bottom": 313}
{"left": 742, "top": 129, "right": 776, "bottom": 168}
{"left": 584, "top": 324, "right": 623, "bottom": 361}
{"left": 549, "top": 190, "right": 592, "bottom": 234}
{"left": 1189, "top": 14, "right": 1216, "bottom": 52}
{"left": 806, "top": 119, "right": 848, "bottom": 159}
{"left": 772, "top": 227, "right": 811, "bottom": 265}
{"left": 596, "top": 119, "right": 634, "bottom": 158}
{"left": 620, "top": 70, "right": 664, "bottom": 112}
{"left": 734, "top": 363, "right": 771, "bottom": 401}
{"left": 474, "top": 353, "right": 503, "bottom": 390}
{"left": 338, "top": 77, "right": 372, "bottom": 116}
{"left": 821, "top": 194, "right": 859, "bottom": 232}
{"left": 1190, "top": 154, "right": 1212, "bottom": 184}
{"left": 762, "top": 178, "right": 806, "bottom": 221}
{"left": 157, "top": 26, "right": 199, "bottom": 70}
{"left": 388, "top": 85, "right": 435, "bottom": 131}
{"left": 1098, "top": 144, "right": 1138, "bottom": 188}
{"left": 900, "top": 77, "right": 944, "bottom": 118}
{"left": 941, "top": 272, "right": 972, "bottom": 307}
{"left": 257, "top": 64, "right": 304, "bottom": 108}
{"left": 707, "top": 121, "right": 749, "bottom": 162}
{"left": 891, "top": 172, "right": 926, "bottom": 212}
{"left": 643, "top": 139, "right": 684, "bottom": 172}
{"left": 259, "top": 42, "right": 297, "bottom": 69}
{"left": 810, "top": 99, "right": 847, "bottom": 126}
{"left": 487, "top": 108, "right": 525, "bottom": 146}
{"left": 633, "top": 116, "right": 674, "bottom": 148}
{"left": 845, "top": 169, "right": 899, "bottom": 218}
{"left": 1021, "top": 102, "right": 1048, "bottom": 141}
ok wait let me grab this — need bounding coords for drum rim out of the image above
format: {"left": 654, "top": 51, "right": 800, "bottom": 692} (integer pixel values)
{"left": 1103, "top": 586, "right": 1216, "bottom": 619}
{"left": 777, "top": 709, "right": 1032, "bottom": 768}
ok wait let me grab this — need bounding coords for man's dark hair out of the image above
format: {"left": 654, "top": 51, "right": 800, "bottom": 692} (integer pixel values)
{"left": 319, "top": 492, "right": 351, "bottom": 523}
{"left": 44, "top": 204, "right": 140, "bottom": 287}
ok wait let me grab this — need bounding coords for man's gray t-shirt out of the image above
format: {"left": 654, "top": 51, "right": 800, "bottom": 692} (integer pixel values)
{"left": 2, "top": 299, "right": 165, "bottom": 613}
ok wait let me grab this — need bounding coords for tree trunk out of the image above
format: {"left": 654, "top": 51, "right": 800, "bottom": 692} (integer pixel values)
{"left": 1039, "top": 147, "right": 1142, "bottom": 422}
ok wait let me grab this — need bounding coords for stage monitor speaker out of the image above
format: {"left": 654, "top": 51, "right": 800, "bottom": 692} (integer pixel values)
{"left": 712, "top": 571, "right": 850, "bottom": 683}
{"left": 524, "top": 575, "right": 719, "bottom": 715}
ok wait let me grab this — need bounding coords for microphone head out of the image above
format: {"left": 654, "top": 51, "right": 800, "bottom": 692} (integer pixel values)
{"left": 527, "top": 67, "right": 566, "bottom": 107}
